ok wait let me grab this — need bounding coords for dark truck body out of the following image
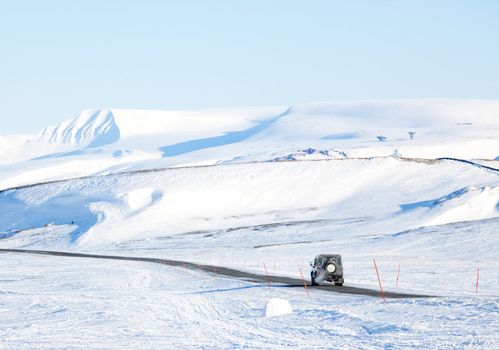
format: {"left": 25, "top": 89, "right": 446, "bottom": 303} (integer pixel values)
{"left": 310, "top": 254, "right": 344, "bottom": 286}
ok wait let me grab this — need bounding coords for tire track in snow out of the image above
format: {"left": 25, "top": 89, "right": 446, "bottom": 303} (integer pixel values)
{"left": 0, "top": 248, "right": 433, "bottom": 299}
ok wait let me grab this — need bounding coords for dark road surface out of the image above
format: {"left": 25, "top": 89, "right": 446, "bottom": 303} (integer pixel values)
{"left": 0, "top": 248, "right": 433, "bottom": 299}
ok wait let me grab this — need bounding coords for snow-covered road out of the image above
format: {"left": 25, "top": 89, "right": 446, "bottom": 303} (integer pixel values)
{"left": 0, "top": 252, "right": 496, "bottom": 349}
{"left": 0, "top": 248, "right": 431, "bottom": 299}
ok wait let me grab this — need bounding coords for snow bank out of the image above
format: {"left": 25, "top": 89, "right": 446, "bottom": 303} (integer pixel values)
{"left": 427, "top": 186, "right": 499, "bottom": 226}
{"left": 400, "top": 185, "right": 499, "bottom": 226}
{"left": 264, "top": 298, "right": 292, "bottom": 317}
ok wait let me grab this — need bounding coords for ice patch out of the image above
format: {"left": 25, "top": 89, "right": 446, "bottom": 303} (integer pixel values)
{"left": 264, "top": 298, "right": 292, "bottom": 318}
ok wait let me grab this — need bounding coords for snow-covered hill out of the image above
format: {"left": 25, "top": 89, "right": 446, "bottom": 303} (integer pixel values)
{"left": 1, "top": 99, "right": 498, "bottom": 240}
{"left": 1, "top": 99, "right": 498, "bottom": 189}
{"left": 1, "top": 158, "right": 497, "bottom": 248}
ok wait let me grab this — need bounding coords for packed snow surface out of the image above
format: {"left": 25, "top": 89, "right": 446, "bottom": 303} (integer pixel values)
{"left": 0, "top": 99, "right": 498, "bottom": 348}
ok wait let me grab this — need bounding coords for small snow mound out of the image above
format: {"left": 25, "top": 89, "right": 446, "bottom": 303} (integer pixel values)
{"left": 264, "top": 298, "right": 292, "bottom": 318}
{"left": 35, "top": 109, "right": 120, "bottom": 147}
{"left": 123, "top": 188, "right": 162, "bottom": 211}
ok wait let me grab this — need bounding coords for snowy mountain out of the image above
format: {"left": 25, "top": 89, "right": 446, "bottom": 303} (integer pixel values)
{"left": 1, "top": 99, "right": 498, "bottom": 190}
{"left": 36, "top": 109, "right": 120, "bottom": 147}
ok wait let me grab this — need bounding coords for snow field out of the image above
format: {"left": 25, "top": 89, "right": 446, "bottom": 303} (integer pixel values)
{"left": 0, "top": 99, "right": 498, "bottom": 348}
{"left": 1, "top": 253, "right": 497, "bottom": 349}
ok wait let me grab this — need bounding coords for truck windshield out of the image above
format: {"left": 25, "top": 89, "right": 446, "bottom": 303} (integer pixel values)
{"left": 327, "top": 256, "right": 341, "bottom": 265}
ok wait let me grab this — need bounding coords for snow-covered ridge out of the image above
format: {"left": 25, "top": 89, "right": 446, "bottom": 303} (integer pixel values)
{"left": 35, "top": 109, "right": 119, "bottom": 147}
{"left": 31, "top": 99, "right": 499, "bottom": 148}
{"left": 110, "top": 106, "right": 287, "bottom": 138}
{"left": 1, "top": 99, "right": 497, "bottom": 189}
{"left": 289, "top": 99, "right": 499, "bottom": 125}
{"left": 1, "top": 158, "right": 497, "bottom": 247}
{"left": 33, "top": 106, "right": 287, "bottom": 146}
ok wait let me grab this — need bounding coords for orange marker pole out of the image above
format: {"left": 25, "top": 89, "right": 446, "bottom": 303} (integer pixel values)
{"left": 373, "top": 259, "right": 386, "bottom": 302}
{"left": 263, "top": 261, "right": 270, "bottom": 289}
{"left": 299, "top": 267, "right": 310, "bottom": 298}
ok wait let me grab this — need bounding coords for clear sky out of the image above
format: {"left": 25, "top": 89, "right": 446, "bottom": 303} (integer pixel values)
{"left": 1, "top": 0, "right": 498, "bottom": 134}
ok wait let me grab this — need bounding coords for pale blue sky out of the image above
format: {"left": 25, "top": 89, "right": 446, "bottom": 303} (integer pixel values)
{"left": 1, "top": 0, "right": 498, "bottom": 134}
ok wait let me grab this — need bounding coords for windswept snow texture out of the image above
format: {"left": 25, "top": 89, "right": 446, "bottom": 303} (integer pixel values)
{"left": 36, "top": 109, "right": 120, "bottom": 147}
{"left": 0, "top": 99, "right": 498, "bottom": 348}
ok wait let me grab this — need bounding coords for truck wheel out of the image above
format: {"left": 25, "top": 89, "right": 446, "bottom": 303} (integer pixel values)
{"left": 335, "top": 282, "right": 343, "bottom": 287}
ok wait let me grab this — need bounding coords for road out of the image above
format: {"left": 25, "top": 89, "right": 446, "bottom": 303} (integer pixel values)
{"left": 0, "top": 248, "right": 432, "bottom": 299}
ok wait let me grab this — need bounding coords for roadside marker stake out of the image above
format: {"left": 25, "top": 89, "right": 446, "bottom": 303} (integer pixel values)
{"left": 263, "top": 262, "right": 270, "bottom": 289}
{"left": 396, "top": 262, "right": 400, "bottom": 288}
{"left": 475, "top": 267, "right": 480, "bottom": 294}
{"left": 213, "top": 265, "right": 218, "bottom": 277}
{"left": 299, "top": 267, "right": 310, "bottom": 298}
{"left": 373, "top": 259, "right": 386, "bottom": 303}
